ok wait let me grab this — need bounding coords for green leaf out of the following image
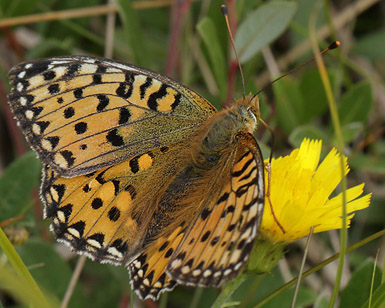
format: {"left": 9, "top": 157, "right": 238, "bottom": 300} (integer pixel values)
{"left": 235, "top": 1, "right": 297, "bottom": 63}
{"left": 314, "top": 296, "right": 329, "bottom": 308}
{"left": 0, "top": 152, "right": 40, "bottom": 221}
{"left": 349, "top": 154, "right": 385, "bottom": 174}
{"left": 340, "top": 122, "right": 363, "bottom": 143}
{"left": 289, "top": 124, "right": 328, "bottom": 148}
{"left": 17, "top": 239, "right": 87, "bottom": 307}
{"left": 197, "top": 17, "right": 227, "bottom": 97}
{"left": 353, "top": 28, "right": 385, "bottom": 61}
{"left": 0, "top": 228, "right": 55, "bottom": 308}
{"left": 340, "top": 259, "right": 382, "bottom": 308}
{"left": 338, "top": 82, "right": 373, "bottom": 125}
{"left": 361, "top": 281, "right": 385, "bottom": 308}
{"left": 273, "top": 76, "right": 305, "bottom": 134}
{"left": 299, "top": 69, "right": 336, "bottom": 120}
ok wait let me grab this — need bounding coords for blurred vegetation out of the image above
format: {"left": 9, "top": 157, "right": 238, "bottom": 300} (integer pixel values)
{"left": 0, "top": 0, "right": 384, "bottom": 307}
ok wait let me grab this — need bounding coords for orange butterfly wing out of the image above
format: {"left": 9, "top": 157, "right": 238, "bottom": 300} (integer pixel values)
{"left": 8, "top": 56, "right": 216, "bottom": 177}
{"left": 41, "top": 145, "right": 183, "bottom": 265}
{"left": 128, "top": 133, "right": 264, "bottom": 299}
{"left": 167, "top": 133, "right": 264, "bottom": 286}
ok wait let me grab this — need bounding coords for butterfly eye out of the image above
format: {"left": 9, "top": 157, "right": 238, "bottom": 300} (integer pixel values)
{"left": 247, "top": 107, "right": 257, "bottom": 122}
{"left": 206, "top": 154, "right": 219, "bottom": 163}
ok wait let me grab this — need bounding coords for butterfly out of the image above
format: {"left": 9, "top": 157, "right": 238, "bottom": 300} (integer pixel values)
{"left": 7, "top": 56, "right": 265, "bottom": 300}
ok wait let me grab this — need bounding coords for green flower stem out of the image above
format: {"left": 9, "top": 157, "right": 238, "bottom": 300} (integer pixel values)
{"left": 211, "top": 272, "right": 251, "bottom": 308}
{"left": 190, "top": 287, "right": 204, "bottom": 308}
{"left": 0, "top": 227, "right": 50, "bottom": 308}
{"left": 159, "top": 290, "right": 169, "bottom": 308}
{"left": 255, "top": 229, "right": 385, "bottom": 307}
{"left": 309, "top": 5, "right": 347, "bottom": 308}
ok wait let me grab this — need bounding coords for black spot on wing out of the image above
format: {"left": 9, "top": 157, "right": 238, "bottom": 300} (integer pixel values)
{"left": 60, "top": 150, "right": 75, "bottom": 167}
{"left": 147, "top": 84, "right": 168, "bottom": 111}
{"left": 140, "top": 77, "right": 152, "bottom": 99}
{"left": 74, "top": 88, "right": 83, "bottom": 98}
{"left": 66, "top": 64, "right": 80, "bottom": 76}
{"left": 91, "top": 198, "right": 103, "bottom": 209}
{"left": 96, "top": 95, "right": 109, "bottom": 112}
{"left": 48, "top": 84, "right": 60, "bottom": 95}
{"left": 106, "top": 129, "right": 124, "bottom": 146}
{"left": 43, "top": 70, "right": 56, "bottom": 81}
{"left": 24, "top": 61, "right": 50, "bottom": 78}
{"left": 108, "top": 207, "right": 121, "bottom": 222}
{"left": 118, "top": 108, "right": 131, "bottom": 124}
{"left": 64, "top": 107, "right": 75, "bottom": 118}
{"left": 74, "top": 122, "right": 87, "bottom": 134}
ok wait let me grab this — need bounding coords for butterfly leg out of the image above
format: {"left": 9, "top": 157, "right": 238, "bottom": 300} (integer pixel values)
{"left": 264, "top": 162, "right": 286, "bottom": 234}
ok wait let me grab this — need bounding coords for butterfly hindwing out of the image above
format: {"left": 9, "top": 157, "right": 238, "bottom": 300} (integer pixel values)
{"left": 41, "top": 145, "right": 183, "bottom": 265}
{"left": 126, "top": 133, "right": 264, "bottom": 300}
{"left": 8, "top": 56, "right": 216, "bottom": 177}
{"left": 128, "top": 227, "right": 184, "bottom": 300}
{"left": 167, "top": 133, "right": 264, "bottom": 286}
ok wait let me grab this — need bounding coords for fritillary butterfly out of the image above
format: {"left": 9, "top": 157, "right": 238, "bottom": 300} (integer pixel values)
{"left": 8, "top": 56, "right": 264, "bottom": 300}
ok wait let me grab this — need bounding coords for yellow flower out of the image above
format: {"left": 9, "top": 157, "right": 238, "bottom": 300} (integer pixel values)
{"left": 260, "top": 138, "right": 371, "bottom": 244}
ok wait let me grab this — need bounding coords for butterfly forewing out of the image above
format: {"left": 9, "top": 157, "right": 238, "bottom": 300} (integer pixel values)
{"left": 8, "top": 56, "right": 216, "bottom": 177}
{"left": 167, "top": 133, "right": 264, "bottom": 286}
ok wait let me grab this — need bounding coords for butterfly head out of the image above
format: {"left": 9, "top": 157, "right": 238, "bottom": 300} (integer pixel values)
{"left": 231, "top": 94, "right": 261, "bottom": 133}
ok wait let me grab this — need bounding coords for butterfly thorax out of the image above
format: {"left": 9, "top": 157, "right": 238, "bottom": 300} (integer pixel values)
{"left": 193, "top": 94, "right": 260, "bottom": 170}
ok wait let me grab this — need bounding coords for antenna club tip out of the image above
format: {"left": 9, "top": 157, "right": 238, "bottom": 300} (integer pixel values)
{"left": 221, "top": 5, "right": 228, "bottom": 15}
{"left": 329, "top": 41, "right": 341, "bottom": 50}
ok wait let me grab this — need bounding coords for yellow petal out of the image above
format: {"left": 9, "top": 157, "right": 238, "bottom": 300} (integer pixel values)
{"left": 260, "top": 138, "right": 371, "bottom": 243}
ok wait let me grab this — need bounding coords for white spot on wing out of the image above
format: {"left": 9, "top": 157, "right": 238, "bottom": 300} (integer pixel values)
{"left": 41, "top": 139, "right": 53, "bottom": 151}
{"left": 32, "top": 123, "right": 41, "bottom": 135}
{"left": 57, "top": 211, "right": 65, "bottom": 222}
{"left": 87, "top": 239, "right": 102, "bottom": 249}
{"left": 107, "top": 247, "right": 123, "bottom": 259}
{"left": 50, "top": 186, "right": 59, "bottom": 202}
{"left": 19, "top": 97, "right": 27, "bottom": 106}
{"left": 53, "top": 66, "right": 67, "bottom": 78}
{"left": 25, "top": 110, "right": 34, "bottom": 120}
{"left": 17, "top": 82, "right": 23, "bottom": 92}
{"left": 80, "top": 63, "right": 98, "bottom": 74}
{"left": 181, "top": 265, "right": 190, "bottom": 274}
{"left": 234, "top": 262, "right": 242, "bottom": 271}
{"left": 103, "top": 60, "right": 141, "bottom": 73}
{"left": 106, "top": 67, "right": 122, "bottom": 73}
{"left": 203, "top": 269, "right": 212, "bottom": 277}
{"left": 137, "top": 269, "right": 144, "bottom": 278}
{"left": 170, "top": 259, "right": 182, "bottom": 269}
{"left": 67, "top": 227, "right": 80, "bottom": 238}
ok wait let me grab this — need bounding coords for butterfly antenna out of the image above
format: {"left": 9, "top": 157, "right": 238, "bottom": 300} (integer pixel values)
{"left": 253, "top": 40, "right": 340, "bottom": 98}
{"left": 221, "top": 5, "right": 246, "bottom": 100}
